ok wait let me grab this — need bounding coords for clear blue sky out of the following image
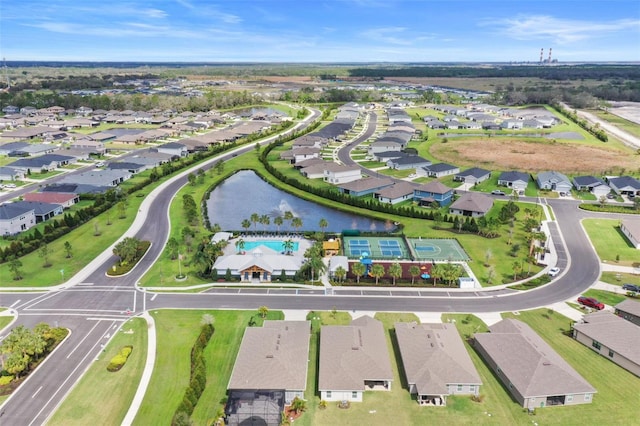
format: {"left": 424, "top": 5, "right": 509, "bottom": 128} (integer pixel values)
{"left": 1, "top": 0, "right": 638, "bottom": 62}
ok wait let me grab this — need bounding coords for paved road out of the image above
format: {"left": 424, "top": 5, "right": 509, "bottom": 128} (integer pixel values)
{"left": 0, "top": 107, "right": 616, "bottom": 424}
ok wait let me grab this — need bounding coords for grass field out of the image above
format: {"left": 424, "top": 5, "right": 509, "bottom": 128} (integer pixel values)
{"left": 589, "top": 109, "right": 640, "bottom": 138}
{"left": 0, "top": 313, "right": 13, "bottom": 331}
{"left": 48, "top": 318, "right": 148, "bottom": 426}
{"left": 581, "top": 218, "right": 640, "bottom": 266}
{"left": 600, "top": 271, "right": 640, "bottom": 286}
{"left": 582, "top": 289, "right": 628, "bottom": 306}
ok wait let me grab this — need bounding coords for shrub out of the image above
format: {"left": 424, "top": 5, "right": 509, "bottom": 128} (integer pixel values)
{"left": 107, "top": 345, "right": 133, "bottom": 372}
{"left": 0, "top": 375, "right": 14, "bottom": 386}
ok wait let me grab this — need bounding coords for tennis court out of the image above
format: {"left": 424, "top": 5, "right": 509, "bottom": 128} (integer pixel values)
{"left": 344, "top": 236, "right": 410, "bottom": 259}
{"left": 407, "top": 238, "right": 470, "bottom": 261}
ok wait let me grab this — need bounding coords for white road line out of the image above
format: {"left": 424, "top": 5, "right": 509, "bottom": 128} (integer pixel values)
{"left": 65, "top": 321, "right": 102, "bottom": 360}
{"left": 28, "top": 321, "right": 115, "bottom": 426}
{"left": 132, "top": 292, "right": 137, "bottom": 312}
{"left": 76, "top": 282, "right": 94, "bottom": 286}
{"left": 87, "top": 317, "right": 127, "bottom": 322}
{"left": 150, "top": 294, "right": 158, "bottom": 301}
{"left": 32, "top": 386, "right": 43, "bottom": 399}
{"left": 10, "top": 299, "right": 21, "bottom": 308}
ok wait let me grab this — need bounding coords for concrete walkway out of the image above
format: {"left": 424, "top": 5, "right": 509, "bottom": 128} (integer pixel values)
{"left": 121, "top": 312, "right": 156, "bottom": 426}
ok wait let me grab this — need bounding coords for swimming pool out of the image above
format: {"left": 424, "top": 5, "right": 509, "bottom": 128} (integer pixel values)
{"left": 242, "top": 240, "right": 299, "bottom": 253}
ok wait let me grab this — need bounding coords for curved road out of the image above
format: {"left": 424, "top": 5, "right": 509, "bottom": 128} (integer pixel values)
{"left": 0, "top": 106, "right": 616, "bottom": 424}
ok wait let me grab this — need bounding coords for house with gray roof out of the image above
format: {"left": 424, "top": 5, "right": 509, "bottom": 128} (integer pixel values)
{"left": 227, "top": 321, "right": 310, "bottom": 399}
{"left": 41, "top": 183, "right": 109, "bottom": 194}
{"left": 319, "top": 315, "right": 393, "bottom": 402}
{"left": 395, "top": 322, "right": 481, "bottom": 406}
{"left": 106, "top": 162, "right": 148, "bottom": 174}
{"left": 614, "top": 299, "right": 640, "bottom": 327}
{"left": 449, "top": 192, "right": 494, "bottom": 217}
{"left": 414, "top": 181, "right": 454, "bottom": 206}
{"left": 375, "top": 181, "right": 416, "bottom": 205}
{"left": 368, "top": 140, "right": 403, "bottom": 154}
{"left": 454, "top": 167, "right": 491, "bottom": 185}
{"left": 10, "top": 201, "right": 63, "bottom": 223}
{"left": 417, "top": 163, "right": 460, "bottom": 178}
{"left": 7, "top": 154, "right": 75, "bottom": 174}
{"left": 497, "top": 171, "right": 530, "bottom": 194}
{"left": 337, "top": 177, "right": 394, "bottom": 197}
{"left": 59, "top": 169, "right": 131, "bottom": 187}
{"left": 156, "top": 142, "right": 187, "bottom": 157}
{"left": 536, "top": 171, "right": 572, "bottom": 193}
{"left": 386, "top": 155, "right": 431, "bottom": 171}
{"left": 474, "top": 319, "right": 595, "bottom": 409}
{"left": 0, "top": 203, "right": 36, "bottom": 235}
{"left": 372, "top": 150, "right": 407, "bottom": 162}
{"left": 572, "top": 176, "right": 611, "bottom": 198}
{"left": 607, "top": 176, "right": 640, "bottom": 196}
{"left": 620, "top": 219, "right": 640, "bottom": 249}
{"left": 573, "top": 311, "right": 640, "bottom": 377}
{"left": 323, "top": 164, "right": 361, "bottom": 185}
{"left": 0, "top": 166, "right": 25, "bottom": 181}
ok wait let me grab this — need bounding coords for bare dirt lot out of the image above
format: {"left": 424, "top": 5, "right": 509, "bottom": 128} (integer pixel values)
{"left": 430, "top": 139, "right": 638, "bottom": 173}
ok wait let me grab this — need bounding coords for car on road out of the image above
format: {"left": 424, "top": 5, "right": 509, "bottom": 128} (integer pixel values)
{"left": 491, "top": 190, "right": 506, "bottom": 195}
{"left": 606, "top": 193, "right": 615, "bottom": 199}
{"left": 577, "top": 296, "right": 605, "bottom": 310}
{"left": 622, "top": 283, "right": 640, "bottom": 292}
{"left": 548, "top": 267, "right": 561, "bottom": 277}
{"left": 4, "top": 183, "right": 16, "bottom": 188}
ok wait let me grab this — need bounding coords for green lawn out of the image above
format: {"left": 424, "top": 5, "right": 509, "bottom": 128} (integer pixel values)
{"left": 0, "top": 314, "right": 13, "bottom": 331}
{"left": 589, "top": 109, "right": 640, "bottom": 139}
{"left": 48, "top": 318, "right": 148, "bottom": 426}
{"left": 582, "top": 218, "right": 640, "bottom": 265}
{"left": 600, "top": 271, "right": 640, "bottom": 286}
{"left": 133, "top": 309, "right": 283, "bottom": 426}
{"left": 502, "top": 309, "right": 640, "bottom": 425}
{"left": 582, "top": 289, "right": 628, "bottom": 306}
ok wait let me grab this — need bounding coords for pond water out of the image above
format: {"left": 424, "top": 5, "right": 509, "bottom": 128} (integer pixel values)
{"left": 206, "top": 170, "right": 392, "bottom": 233}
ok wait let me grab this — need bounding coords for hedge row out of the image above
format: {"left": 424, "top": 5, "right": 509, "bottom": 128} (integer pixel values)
{"left": 171, "top": 323, "right": 215, "bottom": 425}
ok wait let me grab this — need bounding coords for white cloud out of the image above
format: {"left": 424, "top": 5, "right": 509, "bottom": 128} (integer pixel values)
{"left": 487, "top": 15, "right": 640, "bottom": 44}
{"left": 360, "top": 27, "right": 413, "bottom": 45}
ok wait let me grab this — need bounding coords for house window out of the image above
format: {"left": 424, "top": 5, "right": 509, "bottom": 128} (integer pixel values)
{"left": 566, "top": 395, "right": 573, "bottom": 403}
{"left": 457, "top": 384, "right": 463, "bottom": 392}
{"left": 608, "top": 349, "right": 614, "bottom": 358}
{"left": 592, "top": 340, "right": 601, "bottom": 350}
{"left": 585, "top": 394, "right": 592, "bottom": 401}
{"left": 497, "top": 367, "right": 501, "bottom": 374}
{"left": 326, "top": 391, "right": 331, "bottom": 398}
{"left": 469, "top": 385, "right": 475, "bottom": 392}
{"left": 352, "top": 391, "right": 357, "bottom": 399}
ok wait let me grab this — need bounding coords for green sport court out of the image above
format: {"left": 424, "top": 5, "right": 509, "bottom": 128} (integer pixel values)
{"left": 343, "top": 236, "right": 410, "bottom": 260}
{"left": 406, "top": 238, "right": 470, "bottom": 261}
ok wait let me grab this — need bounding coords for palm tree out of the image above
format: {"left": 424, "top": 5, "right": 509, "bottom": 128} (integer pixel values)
{"left": 241, "top": 219, "right": 251, "bottom": 235}
{"left": 334, "top": 266, "right": 346, "bottom": 283}
{"left": 431, "top": 263, "right": 443, "bottom": 286}
{"left": 318, "top": 218, "right": 328, "bottom": 235}
{"left": 260, "top": 214, "right": 270, "bottom": 233}
{"left": 388, "top": 262, "right": 402, "bottom": 286}
{"left": 283, "top": 239, "right": 294, "bottom": 255}
{"left": 235, "top": 238, "right": 245, "bottom": 254}
{"left": 283, "top": 211, "right": 294, "bottom": 233}
{"left": 274, "top": 216, "right": 284, "bottom": 235}
{"left": 290, "top": 397, "right": 307, "bottom": 415}
{"left": 351, "top": 262, "right": 365, "bottom": 284}
{"left": 370, "top": 264, "right": 386, "bottom": 285}
{"left": 250, "top": 213, "right": 260, "bottom": 234}
{"left": 291, "top": 217, "right": 303, "bottom": 234}
{"left": 166, "top": 237, "right": 180, "bottom": 260}
{"left": 409, "top": 265, "right": 421, "bottom": 285}
{"left": 512, "top": 260, "right": 523, "bottom": 281}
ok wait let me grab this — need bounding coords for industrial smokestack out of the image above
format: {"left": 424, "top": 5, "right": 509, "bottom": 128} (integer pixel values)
{"left": 548, "top": 48, "right": 552, "bottom": 63}
{"left": 540, "top": 48, "right": 544, "bottom": 63}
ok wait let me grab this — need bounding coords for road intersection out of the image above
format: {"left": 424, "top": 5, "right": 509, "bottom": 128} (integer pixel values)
{"left": 0, "top": 108, "right": 628, "bottom": 425}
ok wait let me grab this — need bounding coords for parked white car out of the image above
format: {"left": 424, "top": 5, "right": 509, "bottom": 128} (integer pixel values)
{"left": 548, "top": 267, "right": 561, "bottom": 277}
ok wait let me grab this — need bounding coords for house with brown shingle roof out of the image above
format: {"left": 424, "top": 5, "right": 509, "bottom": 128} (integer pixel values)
{"left": 449, "top": 192, "right": 494, "bottom": 217}
{"left": 23, "top": 192, "right": 79, "bottom": 209}
{"left": 319, "top": 315, "right": 393, "bottom": 402}
{"left": 375, "top": 181, "right": 415, "bottom": 204}
{"left": 474, "top": 318, "right": 595, "bottom": 409}
{"left": 395, "top": 322, "right": 481, "bottom": 406}
{"left": 573, "top": 311, "right": 640, "bottom": 377}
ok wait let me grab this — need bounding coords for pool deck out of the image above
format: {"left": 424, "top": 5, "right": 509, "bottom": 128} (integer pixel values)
{"left": 223, "top": 235, "right": 313, "bottom": 256}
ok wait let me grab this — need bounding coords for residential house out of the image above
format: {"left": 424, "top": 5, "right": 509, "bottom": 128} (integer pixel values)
{"left": 0, "top": 203, "right": 36, "bottom": 235}
{"left": 225, "top": 320, "right": 311, "bottom": 426}
{"left": 368, "top": 141, "right": 403, "bottom": 154}
{"left": 40, "top": 183, "right": 110, "bottom": 195}
{"left": 10, "top": 201, "right": 63, "bottom": 223}
{"left": 280, "top": 147, "right": 321, "bottom": 164}
{"left": 319, "top": 316, "right": 393, "bottom": 402}
{"left": 620, "top": 219, "right": 640, "bottom": 249}
{"left": 464, "top": 121, "right": 482, "bottom": 130}
{"left": 414, "top": 181, "right": 454, "bottom": 206}
{"left": 337, "top": 177, "right": 394, "bottom": 196}
{"left": 536, "top": 171, "right": 572, "bottom": 193}
{"left": 573, "top": 311, "right": 640, "bottom": 377}
{"left": 375, "top": 181, "right": 415, "bottom": 205}
{"left": 607, "top": 176, "right": 640, "bottom": 196}
{"left": 323, "top": 165, "right": 362, "bottom": 185}
{"left": 498, "top": 171, "right": 530, "bottom": 194}
{"left": 449, "top": 193, "right": 494, "bottom": 217}
{"left": 395, "top": 322, "right": 482, "bottom": 406}
{"left": 454, "top": 167, "right": 491, "bottom": 185}
{"left": 474, "top": 319, "right": 596, "bottom": 409}
{"left": 372, "top": 150, "right": 406, "bottom": 162}
{"left": 106, "top": 162, "right": 149, "bottom": 174}
{"left": 23, "top": 192, "right": 79, "bottom": 209}
{"left": 58, "top": 169, "right": 131, "bottom": 187}
{"left": 156, "top": 142, "right": 188, "bottom": 157}
{"left": 573, "top": 176, "right": 611, "bottom": 198}
{"left": 386, "top": 155, "right": 431, "bottom": 171}
{"left": 0, "top": 166, "right": 25, "bottom": 181}
{"left": 426, "top": 120, "right": 445, "bottom": 129}
{"left": 7, "top": 154, "right": 75, "bottom": 174}
{"left": 614, "top": 299, "right": 640, "bottom": 327}
{"left": 292, "top": 158, "right": 325, "bottom": 170}
{"left": 417, "top": 163, "right": 460, "bottom": 178}
{"left": 501, "top": 119, "right": 524, "bottom": 130}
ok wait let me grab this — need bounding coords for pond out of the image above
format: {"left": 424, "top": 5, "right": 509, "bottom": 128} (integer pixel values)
{"left": 206, "top": 170, "right": 393, "bottom": 233}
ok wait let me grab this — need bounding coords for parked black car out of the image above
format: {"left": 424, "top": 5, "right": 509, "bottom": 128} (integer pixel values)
{"left": 622, "top": 283, "right": 640, "bottom": 292}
